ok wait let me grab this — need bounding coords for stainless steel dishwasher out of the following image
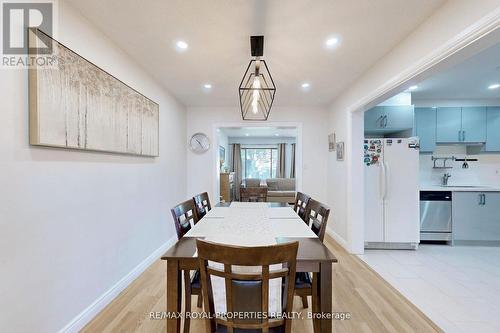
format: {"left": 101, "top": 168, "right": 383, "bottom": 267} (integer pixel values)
{"left": 420, "top": 191, "right": 452, "bottom": 241}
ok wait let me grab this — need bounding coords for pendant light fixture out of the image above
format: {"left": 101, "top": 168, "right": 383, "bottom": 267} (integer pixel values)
{"left": 239, "top": 36, "right": 276, "bottom": 120}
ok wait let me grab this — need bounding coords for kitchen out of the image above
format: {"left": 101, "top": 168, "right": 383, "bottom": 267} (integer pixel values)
{"left": 361, "top": 40, "right": 500, "bottom": 332}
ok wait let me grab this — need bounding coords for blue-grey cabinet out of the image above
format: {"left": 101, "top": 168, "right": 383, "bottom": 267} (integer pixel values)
{"left": 364, "top": 105, "right": 414, "bottom": 135}
{"left": 453, "top": 192, "right": 500, "bottom": 242}
{"left": 436, "top": 107, "right": 486, "bottom": 143}
{"left": 486, "top": 107, "right": 500, "bottom": 151}
{"left": 364, "top": 106, "right": 385, "bottom": 131}
{"left": 436, "top": 107, "right": 462, "bottom": 142}
{"left": 414, "top": 107, "right": 436, "bottom": 152}
{"left": 461, "top": 107, "right": 486, "bottom": 143}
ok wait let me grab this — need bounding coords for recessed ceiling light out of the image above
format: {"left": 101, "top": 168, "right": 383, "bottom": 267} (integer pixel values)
{"left": 175, "top": 40, "right": 188, "bottom": 50}
{"left": 203, "top": 83, "right": 212, "bottom": 89}
{"left": 409, "top": 85, "right": 418, "bottom": 91}
{"left": 245, "top": 133, "right": 249, "bottom": 137}
{"left": 325, "top": 37, "right": 339, "bottom": 48}
{"left": 488, "top": 83, "right": 500, "bottom": 90}
{"left": 275, "top": 133, "right": 279, "bottom": 137}
{"left": 301, "top": 82, "right": 310, "bottom": 89}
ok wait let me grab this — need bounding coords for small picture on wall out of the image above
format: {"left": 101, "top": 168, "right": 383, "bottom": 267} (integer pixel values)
{"left": 336, "top": 142, "right": 344, "bottom": 161}
{"left": 328, "top": 133, "right": 336, "bottom": 152}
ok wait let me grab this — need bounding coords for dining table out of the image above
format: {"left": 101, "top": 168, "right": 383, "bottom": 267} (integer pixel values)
{"left": 161, "top": 201, "right": 338, "bottom": 333}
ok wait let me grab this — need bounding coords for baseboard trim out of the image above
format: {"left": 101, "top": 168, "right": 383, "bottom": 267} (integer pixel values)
{"left": 326, "top": 228, "right": 350, "bottom": 252}
{"left": 58, "top": 236, "right": 177, "bottom": 333}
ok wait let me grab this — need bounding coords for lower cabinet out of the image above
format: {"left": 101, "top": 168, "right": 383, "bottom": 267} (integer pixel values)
{"left": 453, "top": 192, "right": 500, "bottom": 241}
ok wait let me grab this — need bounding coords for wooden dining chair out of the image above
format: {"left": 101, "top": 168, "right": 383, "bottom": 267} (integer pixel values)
{"left": 193, "top": 192, "right": 211, "bottom": 219}
{"left": 196, "top": 239, "right": 299, "bottom": 333}
{"left": 170, "top": 199, "right": 203, "bottom": 333}
{"left": 295, "top": 199, "right": 330, "bottom": 308}
{"left": 293, "top": 192, "right": 311, "bottom": 222}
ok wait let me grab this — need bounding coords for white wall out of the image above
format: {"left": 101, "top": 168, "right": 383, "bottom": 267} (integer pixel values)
{"left": 187, "top": 107, "right": 328, "bottom": 204}
{"left": 327, "top": 0, "right": 500, "bottom": 253}
{"left": 0, "top": 2, "right": 186, "bottom": 332}
{"left": 420, "top": 145, "right": 500, "bottom": 187}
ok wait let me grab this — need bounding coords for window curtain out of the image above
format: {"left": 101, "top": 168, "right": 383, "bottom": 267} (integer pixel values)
{"left": 231, "top": 143, "right": 242, "bottom": 201}
{"left": 290, "top": 143, "right": 296, "bottom": 178}
{"left": 276, "top": 143, "right": 286, "bottom": 178}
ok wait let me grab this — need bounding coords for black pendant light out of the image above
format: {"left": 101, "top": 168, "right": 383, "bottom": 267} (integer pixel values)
{"left": 239, "top": 36, "right": 276, "bottom": 121}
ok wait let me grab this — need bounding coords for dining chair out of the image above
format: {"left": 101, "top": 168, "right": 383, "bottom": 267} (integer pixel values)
{"left": 170, "top": 199, "right": 203, "bottom": 333}
{"left": 293, "top": 192, "right": 311, "bottom": 222}
{"left": 196, "top": 239, "right": 299, "bottom": 333}
{"left": 295, "top": 199, "right": 331, "bottom": 308}
{"left": 193, "top": 192, "right": 211, "bottom": 219}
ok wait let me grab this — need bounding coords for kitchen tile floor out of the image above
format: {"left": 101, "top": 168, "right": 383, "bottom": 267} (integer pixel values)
{"left": 358, "top": 245, "right": 500, "bottom": 333}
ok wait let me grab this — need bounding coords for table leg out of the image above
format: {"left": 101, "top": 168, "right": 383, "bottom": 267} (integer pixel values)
{"left": 319, "top": 262, "right": 332, "bottom": 333}
{"left": 312, "top": 272, "right": 320, "bottom": 333}
{"left": 167, "top": 260, "right": 181, "bottom": 333}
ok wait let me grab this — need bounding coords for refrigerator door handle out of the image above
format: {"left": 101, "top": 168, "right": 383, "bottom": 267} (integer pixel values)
{"left": 379, "top": 161, "right": 387, "bottom": 200}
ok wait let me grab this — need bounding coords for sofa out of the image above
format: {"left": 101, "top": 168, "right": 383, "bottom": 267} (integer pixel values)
{"left": 265, "top": 178, "right": 296, "bottom": 204}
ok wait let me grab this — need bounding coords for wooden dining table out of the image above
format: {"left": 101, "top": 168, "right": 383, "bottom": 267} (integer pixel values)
{"left": 161, "top": 201, "right": 338, "bottom": 333}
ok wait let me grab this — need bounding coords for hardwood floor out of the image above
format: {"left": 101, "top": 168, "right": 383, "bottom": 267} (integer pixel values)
{"left": 82, "top": 236, "right": 442, "bottom": 333}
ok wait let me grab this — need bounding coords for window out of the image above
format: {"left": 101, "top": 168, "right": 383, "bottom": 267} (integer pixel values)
{"left": 241, "top": 148, "right": 278, "bottom": 179}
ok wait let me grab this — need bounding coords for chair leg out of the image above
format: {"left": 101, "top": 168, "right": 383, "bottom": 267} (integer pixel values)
{"left": 183, "top": 271, "right": 192, "bottom": 333}
{"left": 301, "top": 295, "right": 309, "bottom": 308}
{"left": 197, "top": 294, "right": 203, "bottom": 308}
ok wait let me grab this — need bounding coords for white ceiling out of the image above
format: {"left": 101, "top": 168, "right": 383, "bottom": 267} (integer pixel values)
{"left": 220, "top": 127, "right": 297, "bottom": 138}
{"left": 65, "top": 0, "right": 445, "bottom": 107}
{"left": 412, "top": 41, "right": 500, "bottom": 101}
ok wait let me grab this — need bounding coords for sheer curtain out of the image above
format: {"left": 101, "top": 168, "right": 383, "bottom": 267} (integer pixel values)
{"left": 290, "top": 143, "right": 296, "bottom": 178}
{"left": 276, "top": 143, "right": 286, "bottom": 178}
{"left": 231, "top": 143, "right": 242, "bottom": 201}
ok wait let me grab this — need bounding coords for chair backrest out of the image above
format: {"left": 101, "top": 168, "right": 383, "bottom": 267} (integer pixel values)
{"left": 196, "top": 239, "right": 298, "bottom": 333}
{"left": 304, "top": 199, "right": 330, "bottom": 242}
{"left": 243, "top": 178, "right": 262, "bottom": 188}
{"left": 170, "top": 199, "right": 199, "bottom": 240}
{"left": 193, "top": 192, "right": 211, "bottom": 219}
{"left": 293, "top": 192, "right": 311, "bottom": 222}
{"left": 240, "top": 187, "right": 268, "bottom": 202}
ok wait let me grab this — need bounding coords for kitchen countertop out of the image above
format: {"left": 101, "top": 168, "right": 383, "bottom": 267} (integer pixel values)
{"left": 420, "top": 185, "right": 500, "bottom": 192}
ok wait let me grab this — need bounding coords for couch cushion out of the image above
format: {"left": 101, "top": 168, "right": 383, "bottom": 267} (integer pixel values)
{"left": 266, "top": 178, "right": 295, "bottom": 191}
{"left": 267, "top": 190, "right": 295, "bottom": 197}
{"left": 244, "top": 178, "right": 261, "bottom": 188}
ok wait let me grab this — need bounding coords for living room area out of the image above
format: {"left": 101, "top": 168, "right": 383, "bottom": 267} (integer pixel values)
{"left": 217, "top": 126, "right": 298, "bottom": 203}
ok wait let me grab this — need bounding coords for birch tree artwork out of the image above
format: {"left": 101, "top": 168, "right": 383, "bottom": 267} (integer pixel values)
{"left": 29, "top": 30, "right": 159, "bottom": 157}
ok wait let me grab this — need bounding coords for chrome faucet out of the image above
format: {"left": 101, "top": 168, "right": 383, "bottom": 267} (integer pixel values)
{"left": 441, "top": 173, "right": 451, "bottom": 186}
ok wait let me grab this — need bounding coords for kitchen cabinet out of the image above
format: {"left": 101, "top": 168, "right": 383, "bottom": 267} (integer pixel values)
{"left": 364, "top": 105, "right": 414, "bottom": 135}
{"left": 414, "top": 107, "right": 436, "bottom": 152}
{"left": 461, "top": 107, "right": 486, "bottom": 143}
{"left": 364, "top": 106, "right": 385, "bottom": 131}
{"left": 436, "top": 107, "right": 486, "bottom": 143}
{"left": 486, "top": 107, "right": 500, "bottom": 151}
{"left": 436, "top": 107, "right": 462, "bottom": 142}
{"left": 453, "top": 192, "right": 500, "bottom": 242}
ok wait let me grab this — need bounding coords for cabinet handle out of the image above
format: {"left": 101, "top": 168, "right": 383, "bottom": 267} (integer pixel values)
{"left": 459, "top": 130, "right": 462, "bottom": 142}
{"left": 376, "top": 116, "right": 383, "bottom": 128}
{"left": 482, "top": 194, "right": 486, "bottom": 206}
{"left": 383, "top": 115, "right": 388, "bottom": 128}
{"left": 462, "top": 130, "right": 466, "bottom": 142}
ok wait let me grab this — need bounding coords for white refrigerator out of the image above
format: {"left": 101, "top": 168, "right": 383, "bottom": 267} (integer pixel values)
{"left": 364, "top": 138, "right": 420, "bottom": 249}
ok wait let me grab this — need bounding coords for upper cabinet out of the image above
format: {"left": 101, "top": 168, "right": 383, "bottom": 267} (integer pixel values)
{"left": 414, "top": 107, "right": 436, "bottom": 153}
{"left": 436, "top": 107, "right": 486, "bottom": 143}
{"left": 364, "top": 105, "right": 414, "bottom": 135}
{"left": 486, "top": 107, "right": 500, "bottom": 152}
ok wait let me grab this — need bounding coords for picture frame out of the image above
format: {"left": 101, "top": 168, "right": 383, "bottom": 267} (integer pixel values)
{"left": 219, "top": 146, "right": 226, "bottom": 168}
{"left": 336, "top": 142, "right": 344, "bottom": 161}
{"left": 328, "top": 133, "right": 336, "bottom": 152}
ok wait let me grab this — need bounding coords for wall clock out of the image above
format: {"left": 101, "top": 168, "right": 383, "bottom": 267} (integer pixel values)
{"left": 189, "top": 133, "right": 210, "bottom": 153}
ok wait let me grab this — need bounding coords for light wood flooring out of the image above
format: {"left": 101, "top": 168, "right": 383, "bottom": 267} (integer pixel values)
{"left": 82, "top": 236, "right": 442, "bottom": 332}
